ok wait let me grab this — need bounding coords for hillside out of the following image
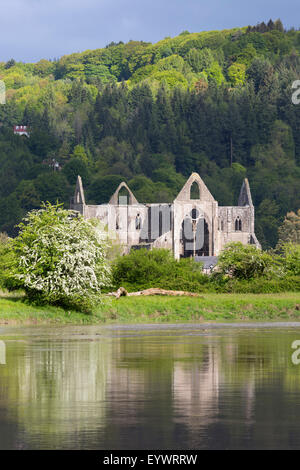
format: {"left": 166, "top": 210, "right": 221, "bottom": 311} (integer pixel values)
{"left": 0, "top": 19, "right": 300, "bottom": 248}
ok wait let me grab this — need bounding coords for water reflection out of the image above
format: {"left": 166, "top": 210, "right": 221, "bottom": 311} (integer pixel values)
{"left": 0, "top": 324, "right": 300, "bottom": 449}
{"left": 0, "top": 341, "right": 5, "bottom": 365}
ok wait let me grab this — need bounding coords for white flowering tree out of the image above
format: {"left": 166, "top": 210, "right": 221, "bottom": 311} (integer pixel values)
{"left": 12, "top": 203, "right": 110, "bottom": 312}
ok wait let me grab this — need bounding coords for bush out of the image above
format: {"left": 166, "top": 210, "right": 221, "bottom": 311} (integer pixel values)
{"left": 223, "top": 276, "right": 300, "bottom": 293}
{"left": 5, "top": 203, "right": 110, "bottom": 312}
{"left": 111, "top": 245, "right": 300, "bottom": 295}
{"left": 111, "top": 248, "right": 210, "bottom": 292}
{"left": 279, "top": 243, "right": 300, "bottom": 276}
{"left": 0, "top": 233, "right": 22, "bottom": 290}
{"left": 217, "top": 242, "right": 274, "bottom": 279}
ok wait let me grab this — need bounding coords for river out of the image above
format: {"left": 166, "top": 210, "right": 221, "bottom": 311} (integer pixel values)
{"left": 0, "top": 322, "right": 300, "bottom": 449}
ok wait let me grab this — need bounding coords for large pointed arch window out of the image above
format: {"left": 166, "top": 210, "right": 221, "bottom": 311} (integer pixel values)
{"left": 118, "top": 186, "right": 130, "bottom": 205}
{"left": 190, "top": 181, "right": 200, "bottom": 200}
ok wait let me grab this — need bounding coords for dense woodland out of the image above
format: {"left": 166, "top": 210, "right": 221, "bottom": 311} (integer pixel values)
{"left": 0, "top": 19, "right": 300, "bottom": 248}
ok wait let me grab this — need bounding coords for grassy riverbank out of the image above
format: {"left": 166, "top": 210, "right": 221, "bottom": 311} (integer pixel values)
{"left": 0, "top": 292, "right": 300, "bottom": 325}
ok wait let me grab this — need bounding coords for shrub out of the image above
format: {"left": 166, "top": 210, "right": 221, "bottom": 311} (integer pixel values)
{"left": 111, "top": 245, "right": 300, "bottom": 295}
{"left": 217, "top": 242, "right": 274, "bottom": 279}
{"left": 0, "top": 233, "right": 21, "bottom": 290}
{"left": 224, "top": 276, "right": 300, "bottom": 293}
{"left": 5, "top": 203, "right": 110, "bottom": 312}
{"left": 279, "top": 243, "right": 300, "bottom": 276}
{"left": 111, "top": 248, "right": 209, "bottom": 292}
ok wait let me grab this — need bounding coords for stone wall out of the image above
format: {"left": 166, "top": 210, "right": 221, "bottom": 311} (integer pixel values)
{"left": 70, "top": 173, "right": 261, "bottom": 259}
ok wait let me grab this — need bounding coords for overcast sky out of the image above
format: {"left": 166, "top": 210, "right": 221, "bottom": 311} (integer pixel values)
{"left": 1, "top": 0, "right": 299, "bottom": 63}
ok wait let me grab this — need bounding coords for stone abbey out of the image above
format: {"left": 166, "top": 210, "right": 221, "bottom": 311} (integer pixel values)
{"left": 71, "top": 172, "right": 260, "bottom": 261}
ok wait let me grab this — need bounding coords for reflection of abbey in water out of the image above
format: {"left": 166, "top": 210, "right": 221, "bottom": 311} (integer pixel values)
{"left": 71, "top": 172, "right": 260, "bottom": 260}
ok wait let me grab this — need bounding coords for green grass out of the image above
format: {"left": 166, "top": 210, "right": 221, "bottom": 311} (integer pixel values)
{"left": 0, "top": 291, "right": 300, "bottom": 325}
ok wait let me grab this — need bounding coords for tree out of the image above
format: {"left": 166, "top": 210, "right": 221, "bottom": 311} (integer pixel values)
{"left": 280, "top": 243, "right": 300, "bottom": 276}
{"left": 247, "top": 57, "right": 274, "bottom": 92}
{"left": 0, "top": 26, "right": 299, "bottom": 251}
{"left": 8, "top": 203, "right": 110, "bottom": 311}
{"left": 218, "top": 242, "right": 273, "bottom": 279}
{"left": 274, "top": 19, "right": 284, "bottom": 32}
{"left": 34, "top": 59, "right": 55, "bottom": 77}
{"left": 186, "top": 48, "right": 214, "bottom": 73}
{"left": 278, "top": 209, "right": 300, "bottom": 244}
{"left": 228, "top": 63, "right": 246, "bottom": 86}
{"left": 0, "top": 233, "right": 14, "bottom": 289}
{"left": 87, "top": 175, "right": 125, "bottom": 204}
{"left": 206, "top": 62, "right": 225, "bottom": 85}
{"left": 62, "top": 158, "right": 90, "bottom": 185}
{"left": 4, "top": 59, "right": 16, "bottom": 69}
{"left": 71, "top": 144, "right": 89, "bottom": 164}
{"left": 34, "top": 172, "right": 70, "bottom": 205}
{"left": 256, "top": 199, "right": 280, "bottom": 249}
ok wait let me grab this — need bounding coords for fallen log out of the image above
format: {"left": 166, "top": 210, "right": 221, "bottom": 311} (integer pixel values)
{"left": 107, "top": 287, "right": 128, "bottom": 299}
{"left": 107, "top": 287, "right": 201, "bottom": 298}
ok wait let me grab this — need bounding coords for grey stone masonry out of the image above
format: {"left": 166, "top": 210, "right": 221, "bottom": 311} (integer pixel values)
{"left": 70, "top": 173, "right": 261, "bottom": 259}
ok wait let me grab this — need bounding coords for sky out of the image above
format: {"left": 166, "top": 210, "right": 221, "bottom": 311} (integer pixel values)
{"left": 0, "top": 0, "right": 299, "bottom": 63}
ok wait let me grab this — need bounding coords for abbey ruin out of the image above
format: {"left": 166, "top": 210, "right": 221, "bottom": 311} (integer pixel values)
{"left": 71, "top": 172, "right": 261, "bottom": 262}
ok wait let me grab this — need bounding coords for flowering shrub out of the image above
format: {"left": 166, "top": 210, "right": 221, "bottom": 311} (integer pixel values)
{"left": 11, "top": 203, "right": 110, "bottom": 312}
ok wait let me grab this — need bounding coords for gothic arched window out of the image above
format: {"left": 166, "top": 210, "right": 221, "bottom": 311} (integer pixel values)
{"left": 235, "top": 217, "right": 242, "bottom": 231}
{"left": 190, "top": 181, "right": 200, "bottom": 200}
{"left": 191, "top": 208, "right": 199, "bottom": 220}
{"left": 118, "top": 186, "right": 130, "bottom": 205}
{"left": 135, "top": 214, "right": 141, "bottom": 230}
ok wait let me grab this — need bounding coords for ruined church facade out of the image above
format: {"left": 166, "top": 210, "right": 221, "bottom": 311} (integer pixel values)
{"left": 70, "top": 173, "right": 260, "bottom": 259}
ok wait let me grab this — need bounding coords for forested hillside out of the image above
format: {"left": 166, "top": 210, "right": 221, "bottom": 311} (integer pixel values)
{"left": 0, "top": 19, "right": 300, "bottom": 248}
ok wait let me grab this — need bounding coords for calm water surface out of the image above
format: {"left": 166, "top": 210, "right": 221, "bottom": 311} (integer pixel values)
{"left": 1, "top": 322, "right": 300, "bottom": 450}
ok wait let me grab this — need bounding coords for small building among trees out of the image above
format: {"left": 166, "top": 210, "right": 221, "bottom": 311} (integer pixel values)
{"left": 13, "top": 125, "right": 30, "bottom": 137}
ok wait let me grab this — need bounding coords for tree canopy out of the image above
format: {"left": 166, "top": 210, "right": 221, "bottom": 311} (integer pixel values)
{"left": 0, "top": 20, "right": 300, "bottom": 248}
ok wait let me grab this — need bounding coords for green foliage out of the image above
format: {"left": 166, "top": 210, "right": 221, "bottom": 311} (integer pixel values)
{"left": 5, "top": 203, "right": 110, "bottom": 312}
{"left": 62, "top": 158, "right": 90, "bottom": 185}
{"left": 111, "top": 248, "right": 209, "bottom": 292}
{"left": 33, "top": 59, "right": 55, "bottom": 77}
{"left": 156, "top": 54, "right": 187, "bottom": 73}
{"left": 278, "top": 210, "right": 300, "bottom": 244}
{"left": 228, "top": 62, "right": 246, "bottom": 86}
{"left": 4, "top": 59, "right": 16, "bottom": 69}
{"left": 206, "top": 61, "right": 225, "bottom": 85}
{"left": 0, "top": 233, "right": 21, "bottom": 290}
{"left": 217, "top": 242, "right": 274, "bottom": 279}
{"left": 88, "top": 175, "right": 125, "bottom": 204}
{"left": 0, "top": 23, "right": 300, "bottom": 250}
{"left": 111, "top": 244, "right": 300, "bottom": 294}
{"left": 147, "top": 70, "right": 189, "bottom": 89}
{"left": 84, "top": 64, "right": 117, "bottom": 83}
{"left": 71, "top": 144, "right": 89, "bottom": 164}
{"left": 186, "top": 48, "right": 215, "bottom": 73}
{"left": 280, "top": 243, "right": 300, "bottom": 276}
{"left": 34, "top": 172, "right": 71, "bottom": 205}
{"left": 223, "top": 276, "right": 300, "bottom": 293}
